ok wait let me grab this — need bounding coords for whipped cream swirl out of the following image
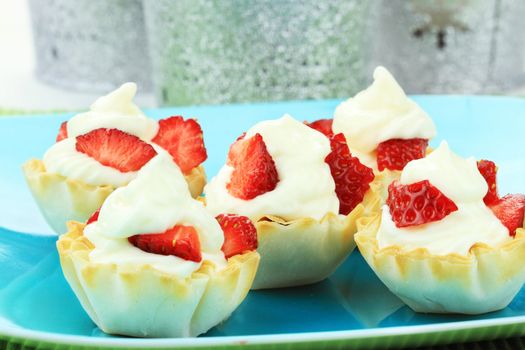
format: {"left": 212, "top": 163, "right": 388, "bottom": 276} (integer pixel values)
{"left": 333, "top": 66, "right": 436, "bottom": 168}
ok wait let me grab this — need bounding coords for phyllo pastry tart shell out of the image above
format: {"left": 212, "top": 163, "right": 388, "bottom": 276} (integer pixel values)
{"left": 23, "top": 159, "right": 206, "bottom": 234}
{"left": 251, "top": 187, "right": 382, "bottom": 290}
{"left": 57, "top": 221, "right": 259, "bottom": 337}
{"left": 355, "top": 215, "right": 525, "bottom": 314}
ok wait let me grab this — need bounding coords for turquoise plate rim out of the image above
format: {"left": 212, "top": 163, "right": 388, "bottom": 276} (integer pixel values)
{"left": 2, "top": 314, "right": 525, "bottom": 348}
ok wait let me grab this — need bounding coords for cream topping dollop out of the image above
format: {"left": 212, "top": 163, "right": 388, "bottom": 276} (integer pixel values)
{"left": 205, "top": 114, "right": 339, "bottom": 221}
{"left": 377, "top": 141, "right": 510, "bottom": 255}
{"left": 43, "top": 83, "right": 159, "bottom": 187}
{"left": 332, "top": 66, "right": 436, "bottom": 165}
{"left": 84, "top": 151, "right": 226, "bottom": 277}
{"left": 66, "top": 82, "right": 158, "bottom": 140}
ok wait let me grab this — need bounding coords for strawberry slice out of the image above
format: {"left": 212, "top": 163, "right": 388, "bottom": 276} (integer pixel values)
{"left": 477, "top": 160, "right": 499, "bottom": 205}
{"left": 76, "top": 128, "right": 157, "bottom": 172}
{"left": 56, "top": 121, "right": 68, "bottom": 142}
{"left": 216, "top": 214, "right": 258, "bottom": 258}
{"left": 325, "top": 133, "right": 374, "bottom": 215}
{"left": 226, "top": 132, "right": 247, "bottom": 166}
{"left": 490, "top": 194, "right": 525, "bottom": 237}
{"left": 226, "top": 133, "right": 279, "bottom": 200}
{"left": 86, "top": 209, "right": 100, "bottom": 225}
{"left": 152, "top": 116, "right": 207, "bottom": 174}
{"left": 128, "top": 225, "right": 202, "bottom": 262}
{"left": 387, "top": 180, "right": 458, "bottom": 228}
{"left": 377, "top": 138, "right": 428, "bottom": 171}
{"left": 305, "top": 119, "right": 334, "bottom": 138}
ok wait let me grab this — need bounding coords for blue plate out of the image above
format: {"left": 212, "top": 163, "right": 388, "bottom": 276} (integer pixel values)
{"left": 1, "top": 96, "right": 525, "bottom": 349}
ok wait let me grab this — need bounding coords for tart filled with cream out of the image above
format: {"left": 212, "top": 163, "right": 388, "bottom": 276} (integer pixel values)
{"left": 355, "top": 141, "right": 525, "bottom": 314}
{"left": 307, "top": 66, "right": 437, "bottom": 199}
{"left": 23, "top": 83, "right": 207, "bottom": 233}
{"left": 205, "top": 115, "right": 380, "bottom": 289}
{"left": 57, "top": 152, "right": 259, "bottom": 337}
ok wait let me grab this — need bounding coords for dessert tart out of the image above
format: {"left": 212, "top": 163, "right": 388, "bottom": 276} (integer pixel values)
{"left": 308, "top": 66, "right": 437, "bottom": 200}
{"left": 23, "top": 83, "right": 207, "bottom": 233}
{"left": 57, "top": 152, "right": 259, "bottom": 337}
{"left": 355, "top": 141, "right": 525, "bottom": 314}
{"left": 205, "top": 115, "right": 381, "bottom": 289}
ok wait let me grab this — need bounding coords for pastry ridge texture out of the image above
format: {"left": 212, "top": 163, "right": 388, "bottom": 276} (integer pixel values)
{"left": 355, "top": 214, "right": 525, "bottom": 314}
{"left": 23, "top": 159, "right": 206, "bottom": 234}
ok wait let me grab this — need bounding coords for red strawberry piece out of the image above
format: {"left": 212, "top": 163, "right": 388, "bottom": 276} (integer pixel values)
{"left": 477, "top": 160, "right": 499, "bottom": 205}
{"left": 152, "top": 116, "right": 207, "bottom": 174}
{"left": 377, "top": 138, "right": 429, "bottom": 171}
{"left": 226, "top": 133, "right": 279, "bottom": 200}
{"left": 56, "top": 121, "right": 68, "bottom": 142}
{"left": 226, "top": 132, "right": 246, "bottom": 166}
{"left": 305, "top": 119, "right": 334, "bottom": 138}
{"left": 325, "top": 133, "right": 374, "bottom": 215}
{"left": 128, "top": 225, "right": 202, "bottom": 262}
{"left": 216, "top": 214, "right": 258, "bottom": 259}
{"left": 387, "top": 180, "right": 458, "bottom": 228}
{"left": 76, "top": 128, "right": 157, "bottom": 172}
{"left": 489, "top": 194, "right": 525, "bottom": 237}
{"left": 86, "top": 209, "right": 100, "bottom": 225}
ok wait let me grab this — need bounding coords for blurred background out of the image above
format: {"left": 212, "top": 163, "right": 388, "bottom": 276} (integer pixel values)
{"left": 1, "top": 0, "right": 525, "bottom": 112}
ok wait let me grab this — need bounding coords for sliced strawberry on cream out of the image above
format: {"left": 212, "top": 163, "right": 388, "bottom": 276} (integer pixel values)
{"left": 128, "top": 225, "right": 202, "bottom": 262}
{"left": 152, "top": 116, "right": 207, "bottom": 175}
{"left": 56, "top": 121, "right": 68, "bottom": 142}
{"left": 386, "top": 180, "right": 458, "bottom": 228}
{"left": 377, "top": 141, "right": 510, "bottom": 255}
{"left": 377, "top": 138, "right": 428, "bottom": 171}
{"left": 76, "top": 128, "right": 157, "bottom": 172}
{"left": 226, "top": 133, "right": 279, "bottom": 200}
{"left": 216, "top": 214, "right": 258, "bottom": 258}
{"left": 86, "top": 209, "right": 100, "bottom": 225}
{"left": 477, "top": 159, "right": 499, "bottom": 205}
{"left": 490, "top": 195, "right": 525, "bottom": 237}
{"left": 43, "top": 83, "right": 207, "bottom": 188}
{"left": 305, "top": 118, "right": 334, "bottom": 138}
{"left": 476, "top": 160, "right": 525, "bottom": 236}
{"left": 325, "top": 133, "right": 374, "bottom": 215}
{"left": 43, "top": 83, "right": 161, "bottom": 187}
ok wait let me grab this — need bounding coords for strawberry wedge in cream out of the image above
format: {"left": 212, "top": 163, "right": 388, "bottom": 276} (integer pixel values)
{"left": 57, "top": 152, "right": 259, "bottom": 337}
{"left": 23, "top": 83, "right": 207, "bottom": 233}
{"left": 356, "top": 141, "right": 525, "bottom": 314}
{"left": 205, "top": 115, "right": 380, "bottom": 289}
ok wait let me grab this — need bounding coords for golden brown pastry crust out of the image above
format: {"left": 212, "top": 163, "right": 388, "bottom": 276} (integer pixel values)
{"left": 355, "top": 214, "right": 525, "bottom": 314}
{"left": 23, "top": 159, "right": 206, "bottom": 233}
{"left": 57, "top": 221, "right": 259, "bottom": 337}
{"left": 185, "top": 165, "right": 206, "bottom": 198}
{"left": 23, "top": 159, "right": 114, "bottom": 234}
{"left": 251, "top": 186, "right": 382, "bottom": 289}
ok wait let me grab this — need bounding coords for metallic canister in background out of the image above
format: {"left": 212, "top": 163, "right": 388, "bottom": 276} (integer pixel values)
{"left": 367, "top": 0, "right": 525, "bottom": 94}
{"left": 144, "top": 0, "right": 369, "bottom": 106}
{"left": 28, "top": 0, "right": 152, "bottom": 93}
